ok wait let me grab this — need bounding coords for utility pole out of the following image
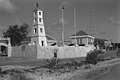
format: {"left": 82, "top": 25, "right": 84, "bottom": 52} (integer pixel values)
{"left": 61, "top": 0, "right": 65, "bottom": 46}
{"left": 74, "top": 8, "right": 77, "bottom": 46}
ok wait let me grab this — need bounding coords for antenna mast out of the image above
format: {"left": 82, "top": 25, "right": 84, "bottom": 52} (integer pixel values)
{"left": 87, "top": 0, "right": 96, "bottom": 36}
{"left": 61, "top": 0, "right": 65, "bottom": 46}
{"left": 74, "top": 8, "right": 77, "bottom": 46}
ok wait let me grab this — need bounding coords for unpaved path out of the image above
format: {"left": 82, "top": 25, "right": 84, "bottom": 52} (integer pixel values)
{"left": 92, "top": 63, "right": 120, "bottom": 80}
{"left": 67, "top": 59, "right": 120, "bottom": 80}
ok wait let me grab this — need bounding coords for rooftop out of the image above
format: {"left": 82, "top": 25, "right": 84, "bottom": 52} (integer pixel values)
{"left": 71, "top": 30, "right": 90, "bottom": 36}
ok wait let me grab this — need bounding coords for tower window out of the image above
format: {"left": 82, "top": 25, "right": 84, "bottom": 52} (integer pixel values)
{"left": 34, "top": 18, "right": 37, "bottom": 23}
{"left": 39, "top": 18, "right": 41, "bottom": 22}
{"left": 41, "top": 41, "right": 44, "bottom": 46}
{"left": 34, "top": 28, "right": 37, "bottom": 33}
{"left": 40, "top": 28, "right": 43, "bottom": 33}
{"left": 34, "top": 12, "right": 37, "bottom": 16}
{"left": 39, "top": 12, "right": 41, "bottom": 16}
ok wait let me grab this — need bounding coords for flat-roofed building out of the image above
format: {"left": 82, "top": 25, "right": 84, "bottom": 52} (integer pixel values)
{"left": 70, "top": 30, "right": 95, "bottom": 46}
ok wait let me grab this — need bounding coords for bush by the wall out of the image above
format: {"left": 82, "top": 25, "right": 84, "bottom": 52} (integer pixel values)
{"left": 85, "top": 50, "right": 104, "bottom": 65}
{"left": 45, "top": 58, "right": 61, "bottom": 69}
{"left": 116, "top": 49, "right": 120, "bottom": 58}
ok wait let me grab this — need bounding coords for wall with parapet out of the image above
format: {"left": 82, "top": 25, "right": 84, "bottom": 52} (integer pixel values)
{"left": 37, "top": 46, "right": 57, "bottom": 59}
{"left": 11, "top": 45, "right": 95, "bottom": 59}
{"left": 57, "top": 45, "right": 94, "bottom": 59}
{"left": 11, "top": 45, "right": 37, "bottom": 59}
{"left": 36, "top": 45, "right": 95, "bottom": 59}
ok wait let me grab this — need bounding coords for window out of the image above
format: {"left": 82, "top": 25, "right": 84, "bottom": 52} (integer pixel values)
{"left": 41, "top": 41, "right": 44, "bottom": 46}
{"left": 34, "top": 28, "right": 37, "bottom": 33}
{"left": 34, "top": 12, "right": 37, "bottom": 16}
{"left": 39, "top": 18, "right": 41, "bottom": 22}
{"left": 79, "top": 39, "right": 81, "bottom": 44}
{"left": 40, "top": 28, "right": 43, "bottom": 33}
{"left": 39, "top": 12, "right": 41, "bottom": 16}
{"left": 34, "top": 18, "right": 37, "bottom": 23}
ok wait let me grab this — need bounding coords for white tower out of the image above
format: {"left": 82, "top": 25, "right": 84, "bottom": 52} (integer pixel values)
{"left": 31, "top": 4, "right": 47, "bottom": 46}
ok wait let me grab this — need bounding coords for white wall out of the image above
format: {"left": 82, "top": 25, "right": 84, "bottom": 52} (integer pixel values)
{"left": 11, "top": 45, "right": 95, "bottom": 59}
{"left": 57, "top": 46, "right": 95, "bottom": 58}
{"left": 37, "top": 45, "right": 95, "bottom": 59}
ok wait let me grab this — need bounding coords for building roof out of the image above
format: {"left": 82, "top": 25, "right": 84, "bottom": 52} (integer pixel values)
{"left": 33, "top": 9, "right": 42, "bottom": 12}
{"left": 71, "top": 30, "right": 90, "bottom": 36}
{"left": 21, "top": 35, "right": 56, "bottom": 45}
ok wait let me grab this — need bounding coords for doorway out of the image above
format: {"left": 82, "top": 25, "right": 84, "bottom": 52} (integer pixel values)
{"left": 41, "top": 41, "right": 44, "bottom": 46}
{"left": 0, "top": 45, "right": 8, "bottom": 56}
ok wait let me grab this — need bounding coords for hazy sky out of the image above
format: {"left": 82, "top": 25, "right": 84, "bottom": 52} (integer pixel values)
{"left": 0, "top": 0, "right": 120, "bottom": 42}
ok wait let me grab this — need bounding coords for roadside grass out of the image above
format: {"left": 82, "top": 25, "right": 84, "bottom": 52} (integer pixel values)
{"left": 0, "top": 50, "right": 119, "bottom": 80}
{"left": 0, "top": 57, "right": 89, "bottom": 80}
{"left": 68, "top": 58, "right": 120, "bottom": 80}
{"left": 0, "top": 57, "right": 120, "bottom": 80}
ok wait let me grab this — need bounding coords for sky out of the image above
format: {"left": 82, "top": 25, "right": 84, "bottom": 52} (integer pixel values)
{"left": 0, "top": 0, "right": 120, "bottom": 42}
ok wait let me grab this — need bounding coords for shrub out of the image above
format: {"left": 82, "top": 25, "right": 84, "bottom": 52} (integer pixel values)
{"left": 86, "top": 50, "right": 104, "bottom": 65}
{"left": 116, "top": 49, "right": 120, "bottom": 58}
{"left": 45, "top": 58, "right": 61, "bottom": 69}
{"left": 95, "top": 50, "right": 104, "bottom": 54}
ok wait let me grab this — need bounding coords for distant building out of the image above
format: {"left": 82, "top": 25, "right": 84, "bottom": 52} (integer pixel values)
{"left": 93, "top": 38, "right": 112, "bottom": 50}
{"left": 104, "top": 39, "right": 112, "bottom": 50}
{"left": 0, "top": 37, "right": 11, "bottom": 56}
{"left": 104, "top": 40, "right": 112, "bottom": 47}
{"left": 70, "top": 30, "right": 95, "bottom": 46}
{"left": 31, "top": 8, "right": 57, "bottom": 46}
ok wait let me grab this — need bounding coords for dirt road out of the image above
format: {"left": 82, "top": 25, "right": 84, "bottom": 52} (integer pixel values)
{"left": 93, "top": 63, "right": 120, "bottom": 80}
{"left": 68, "top": 62, "right": 120, "bottom": 80}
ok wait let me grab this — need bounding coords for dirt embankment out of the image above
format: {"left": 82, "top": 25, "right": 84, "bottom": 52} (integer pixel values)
{"left": 0, "top": 58, "right": 120, "bottom": 80}
{"left": 68, "top": 58, "right": 120, "bottom": 80}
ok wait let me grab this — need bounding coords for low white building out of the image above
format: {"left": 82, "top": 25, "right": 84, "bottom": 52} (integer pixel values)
{"left": 70, "top": 30, "right": 95, "bottom": 46}
{"left": 0, "top": 37, "right": 11, "bottom": 57}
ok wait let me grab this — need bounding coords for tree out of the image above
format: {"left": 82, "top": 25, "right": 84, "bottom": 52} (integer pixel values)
{"left": 3, "top": 23, "right": 30, "bottom": 46}
{"left": 116, "top": 43, "right": 120, "bottom": 57}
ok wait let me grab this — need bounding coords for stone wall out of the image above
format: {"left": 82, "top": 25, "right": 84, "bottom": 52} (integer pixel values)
{"left": 37, "top": 46, "right": 57, "bottom": 59}
{"left": 57, "top": 46, "right": 94, "bottom": 59}
{"left": 11, "top": 45, "right": 95, "bottom": 59}
{"left": 11, "top": 45, "right": 37, "bottom": 59}
{"left": 36, "top": 45, "right": 95, "bottom": 59}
